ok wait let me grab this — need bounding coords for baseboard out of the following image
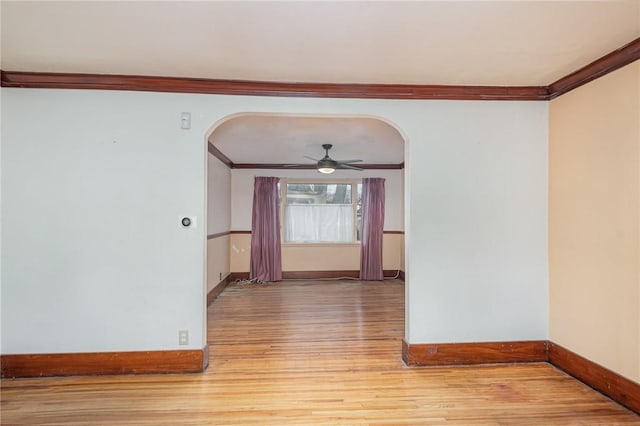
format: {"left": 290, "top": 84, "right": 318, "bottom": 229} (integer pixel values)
{"left": 548, "top": 342, "right": 640, "bottom": 415}
{"left": 402, "top": 339, "right": 639, "bottom": 415}
{"left": 229, "top": 272, "right": 250, "bottom": 281}
{"left": 283, "top": 270, "right": 360, "bottom": 279}
{"left": 402, "top": 339, "right": 548, "bottom": 366}
{"left": 1, "top": 346, "right": 209, "bottom": 378}
{"left": 207, "top": 274, "right": 231, "bottom": 305}
{"left": 229, "top": 270, "right": 404, "bottom": 281}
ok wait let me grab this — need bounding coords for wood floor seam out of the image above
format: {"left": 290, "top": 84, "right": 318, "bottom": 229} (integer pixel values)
{"left": 2, "top": 280, "right": 638, "bottom": 424}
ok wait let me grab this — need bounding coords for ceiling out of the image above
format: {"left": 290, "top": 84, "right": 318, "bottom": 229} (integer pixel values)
{"left": 2, "top": 1, "right": 638, "bottom": 165}
{"left": 1, "top": 1, "right": 638, "bottom": 86}
{"left": 210, "top": 115, "right": 405, "bottom": 166}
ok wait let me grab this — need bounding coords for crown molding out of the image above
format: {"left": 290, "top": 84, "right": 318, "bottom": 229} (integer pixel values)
{"left": 231, "top": 163, "right": 404, "bottom": 170}
{"left": 207, "top": 143, "right": 233, "bottom": 168}
{"left": 547, "top": 37, "right": 640, "bottom": 100}
{"left": 208, "top": 142, "right": 404, "bottom": 171}
{"left": 2, "top": 38, "right": 638, "bottom": 102}
{"left": 0, "top": 70, "right": 547, "bottom": 100}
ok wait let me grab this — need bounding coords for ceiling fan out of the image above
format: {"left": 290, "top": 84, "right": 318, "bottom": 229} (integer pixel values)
{"left": 297, "top": 144, "right": 363, "bottom": 174}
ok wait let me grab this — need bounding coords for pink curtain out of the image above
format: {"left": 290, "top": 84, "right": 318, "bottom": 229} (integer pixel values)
{"left": 360, "top": 178, "right": 385, "bottom": 281}
{"left": 250, "top": 177, "right": 282, "bottom": 282}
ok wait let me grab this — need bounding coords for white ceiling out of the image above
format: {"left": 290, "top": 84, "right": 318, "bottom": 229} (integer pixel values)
{"left": 1, "top": 1, "right": 638, "bottom": 86}
{"left": 2, "top": 1, "right": 638, "bottom": 164}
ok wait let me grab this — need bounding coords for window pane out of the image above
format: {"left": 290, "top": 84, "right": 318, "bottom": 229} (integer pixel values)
{"left": 285, "top": 204, "right": 354, "bottom": 242}
{"left": 286, "top": 184, "right": 351, "bottom": 205}
{"left": 285, "top": 183, "right": 354, "bottom": 243}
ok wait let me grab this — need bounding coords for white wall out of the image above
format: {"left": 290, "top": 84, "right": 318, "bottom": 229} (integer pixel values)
{"left": 206, "top": 154, "right": 231, "bottom": 292}
{"left": 1, "top": 88, "right": 548, "bottom": 355}
{"left": 404, "top": 101, "right": 549, "bottom": 343}
{"left": 230, "top": 168, "right": 404, "bottom": 231}
{"left": 1, "top": 89, "right": 207, "bottom": 353}
{"left": 207, "top": 154, "right": 231, "bottom": 235}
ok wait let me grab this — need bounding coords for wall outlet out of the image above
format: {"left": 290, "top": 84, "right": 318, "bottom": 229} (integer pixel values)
{"left": 178, "top": 330, "right": 189, "bottom": 345}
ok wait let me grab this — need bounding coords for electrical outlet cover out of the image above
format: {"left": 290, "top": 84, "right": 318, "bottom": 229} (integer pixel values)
{"left": 178, "top": 330, "right": 189, "bottom": 345}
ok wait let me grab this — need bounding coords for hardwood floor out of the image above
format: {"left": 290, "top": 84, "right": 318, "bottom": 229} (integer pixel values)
{"left": 2, "top": 280, "right": 639, "bottom": 425}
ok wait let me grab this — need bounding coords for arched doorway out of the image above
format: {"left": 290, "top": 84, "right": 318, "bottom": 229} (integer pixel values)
{"left": 203, "top": 112, "right": 408, "bottom": 356}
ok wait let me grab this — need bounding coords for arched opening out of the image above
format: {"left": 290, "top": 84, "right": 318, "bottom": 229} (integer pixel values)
{"left": 203, "top": 112, "right": 409, "bottom": 359}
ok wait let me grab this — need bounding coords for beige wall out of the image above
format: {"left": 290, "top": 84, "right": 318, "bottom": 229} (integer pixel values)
{"left": 229, "top": 233, "right": 250, "bottom": 273}
{"left": 228, "top": 167, "right": 405, "bottom": 275}
{"left": 549, "top": 61, "right": 640, "bottom": 382}
{"left": 230, "top": 233, "right": 404, "bottom": 273}
{"left": 207, "top": 235, "right": 230, "bottom": 292}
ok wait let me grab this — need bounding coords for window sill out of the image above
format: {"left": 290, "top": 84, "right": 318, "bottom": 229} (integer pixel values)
{"left": 282, "top": 242, "right": 361, "bottom": 248}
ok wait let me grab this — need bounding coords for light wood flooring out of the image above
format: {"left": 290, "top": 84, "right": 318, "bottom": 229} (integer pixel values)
{"left": 2, "top": 279, "right": 639, "bottom": 425}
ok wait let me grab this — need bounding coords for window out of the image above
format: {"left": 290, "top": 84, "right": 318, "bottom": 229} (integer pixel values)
{"left": 282, "top": 181, "right": 362, "bottom": 243}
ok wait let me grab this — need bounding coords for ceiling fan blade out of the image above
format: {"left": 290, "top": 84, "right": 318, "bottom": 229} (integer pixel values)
{"left": 337, "top": 159, "right": 363, "bottom": 164}
{"left": 337, "top": 164, "right": 364, "bottom": 171}
{"left": 303, "top": 156, "right": 320, "bottom": 162}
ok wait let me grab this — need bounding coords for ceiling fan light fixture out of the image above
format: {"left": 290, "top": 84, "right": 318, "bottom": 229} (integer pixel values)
{"left": 318, "top": 166, "right": 335, "bottom": 174}
{"left": 317, "top": 158, "right": 337, "bottom": 174}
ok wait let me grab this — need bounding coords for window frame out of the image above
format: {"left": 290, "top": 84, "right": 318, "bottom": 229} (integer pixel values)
{"left": 280, "top": 178, "right": 362, "bottom": 245}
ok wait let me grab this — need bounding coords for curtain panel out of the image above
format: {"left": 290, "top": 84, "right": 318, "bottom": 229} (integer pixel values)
{"left": 250, "top": 177, "right": 282, "bottom": 282}
{"left": 360, "top": 178, "right": 385, "bottom": 280}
